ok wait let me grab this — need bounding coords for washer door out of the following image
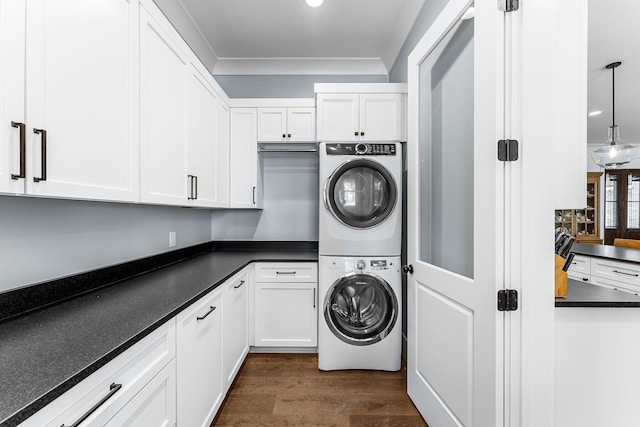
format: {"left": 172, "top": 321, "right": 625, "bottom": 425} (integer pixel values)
{"left": 324, "top": 159, "right": 397, "bottom": 229}
{"left": 324, "top": 273, "right": 398, "bottom": 346}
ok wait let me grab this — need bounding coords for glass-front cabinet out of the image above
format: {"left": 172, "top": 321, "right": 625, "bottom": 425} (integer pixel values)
{"left": 603, "top": 169, "right": 640, "bottom": 244}
{"left": 554, "top": 172, "right": 603, "bottom": 244}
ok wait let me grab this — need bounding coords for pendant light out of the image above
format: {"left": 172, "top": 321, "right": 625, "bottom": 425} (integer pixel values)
{"left": 591, "top": 61, "right": 637, "bottom": 169}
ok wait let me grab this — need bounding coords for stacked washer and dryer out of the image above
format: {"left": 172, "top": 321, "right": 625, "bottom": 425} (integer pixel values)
{"left": 318, "top": 142, "right": 402, "bottom": 371}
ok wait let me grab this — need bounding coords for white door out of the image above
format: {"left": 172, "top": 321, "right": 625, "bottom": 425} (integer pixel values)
{"left": 222, "top": 271, "right": 249, "bottom": 390}
{"left": 407, "top": 1, "right": 505, "bottom": 426}
{"left": 25, "top": 0, "right": 139, "bottom": 202}
{"left": 257, "top": 107, "right": 286, "bottom": 141}
{"left": 286, "top": 107, "right": 316, "bottom": 141}
{"left": 0, "top": 0, "right": 26, "bottom": 195}
{"left": 359, "top": 94, "right": 402, "bottom": 141}
{"left": 229, "top": 108, "right": 258, "bottom": 208}
{"left": 177, "top": 290, "right": 223, "bottom": 427}
{"left": 139, "top": 6, "right": 189, "bottom": 206}
{"left": 316, "top": 94, "right": 359, "bottom": 141}
{"left": 188, "top": 65, "right": 218, "bottom": 207}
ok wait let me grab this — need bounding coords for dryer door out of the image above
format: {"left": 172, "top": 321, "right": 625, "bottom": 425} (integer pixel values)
{"left": 324, "top": 159, "right": 398, "bottom": 229}
{"left": 324, "top": 273, "right": 398, "bottom": 346}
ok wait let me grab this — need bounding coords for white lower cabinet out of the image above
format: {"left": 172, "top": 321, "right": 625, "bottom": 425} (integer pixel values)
{"left": 176, "top": 288, "right": 223, "bottom": 427}
{"left": 19, "top": 320, "right": 176, "bottom": 427}
{"left": 222, "top": 269, "right": 250, "bottom": 391}
{"left": 253, "top": 262, "right": 318, "bottom": 348}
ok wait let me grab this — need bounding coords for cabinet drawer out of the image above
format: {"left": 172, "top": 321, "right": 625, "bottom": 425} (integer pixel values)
{"left": 20, "top": 320, "right": 176, "bottom": 427}
{"left": 590, "top": 258, "right": 640, "bottom": 287}
{"left": 254, "top": 262, "right": 317, "bottom": 282}
{"left": 567, "top": 271, "right": 591, "bottom": 283}
{"left": 590, "top": 275, "right": 640, "bottom": 295}
{"left": 567, "top": 254, "right": 591, "bottom": 275}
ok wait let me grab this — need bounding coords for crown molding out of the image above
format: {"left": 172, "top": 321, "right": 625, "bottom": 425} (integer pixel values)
{"left": 212, "top": 57, "right": 389, "bottom": 76}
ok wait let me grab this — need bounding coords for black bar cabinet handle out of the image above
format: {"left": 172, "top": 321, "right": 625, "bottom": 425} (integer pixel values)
{"left": 287, "top": 133, "right": 291, "bottom": 138}
{"left": 612, "top": 270, "right": 639, "bottom": 277}
{"left": 196, "top": 305, "right": 216, "bottom": 321}
{"left": 282, "top": 133, "right": 286, "bottom": 138}
{"left": 360, "top": 131, "right": 364, "bottom": 136}
{"left": 313, "top": 288, "right": 316, "bottom": 308}
{"left": 194, "top": 175, "right": 198, "bottom": 200}
{"left": 187, "top": 175, "right": 194, "bottom": 200}
{"left": 276, "top": 271, "right": 296, "bottom": 275}
{"left": 234, "top": 280, "right": 245, "bottom": 289}
{"left": 11, "top": 121, "right": 26, "bottom": 179}
{"left": 354, "top": 131, "right": 358, "bottom": 136}
{"left": 252, "top": 186, "right": 256, "bottom": 204}
{"left": 33, "top": 128, "right": 47, "bottom": 182}
{"left": 61, "top": 382, "right": 122, "bottom": 427}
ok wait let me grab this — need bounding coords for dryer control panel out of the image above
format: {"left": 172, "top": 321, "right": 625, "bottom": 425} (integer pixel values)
{"left": 325, "top": 143, "right": 396, "bottom": 156}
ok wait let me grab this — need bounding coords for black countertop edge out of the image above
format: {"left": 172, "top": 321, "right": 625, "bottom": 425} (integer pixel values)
{"left": 211, "top": 240, "right": 318, "bottom": 251}
{"left": 571, "top": 243, "right": 640, "bottom": 264}
{"left": 0, "top": 242, "right": 215, "bottom": 324}
{"left": 555, "top": 279, "right": 640, "bottom": 307}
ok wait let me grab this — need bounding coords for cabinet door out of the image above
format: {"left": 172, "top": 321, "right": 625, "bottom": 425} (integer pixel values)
{"left": 222, "top": 271, "right": 249, "bottom": 391}
{"left": 257, "top": 108, "right": 286, "bottom": 142}
{"left": 229, "top": 108, "right": 259, "bottom": 208}
{"left": 188, "top": 65, "right": 218, "bottom": 208}
{"left": 316, "top": 94, "right": 359, "bottom": 141}
{"left": 359, "top": 94, "right": 402, "bottom": 141}
{"left": 287, "top": 108, "right": 316, "bottom": 142}
{"left": 139, "top": 6, "right": 189, "bottom": 205}
{"left": 0, "top": 0, "right": 26, "bottom": 194}
{"left": 24, "top": 0, "right": 139, "bottom": 202}
{"left": 177, "top": 290, "right": 223, "bottom": 427}
{"left": 104, "top": 360, "right": 176, "bottom": 427}
{"left": 254, "top": 282, "right": 317, "bottom": 347}
{"left": 217, "top": 101, "right": 230, "bottom": 207}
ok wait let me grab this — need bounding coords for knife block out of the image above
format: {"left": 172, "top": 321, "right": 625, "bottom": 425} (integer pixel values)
{"left": 554, "top": 254, "right": 568, "bottom": 298}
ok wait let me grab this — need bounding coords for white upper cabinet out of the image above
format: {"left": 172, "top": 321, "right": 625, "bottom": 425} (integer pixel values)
{"left": 316, "top": 92, "right": 403, "bottom": 142}
{"left": 139, "top": 4, "right": 189, "bottom": 206}
{"left": 0, "top": 0, "right": 139, "bottom": 202}
{"left": 187, "top": 65, "right": 219, "bottom": 208}
{"left": 0, "top": 0, "right": 26, "bottom": 195}
{"left": 257, "top": 107, "right": 315, "bottom": 142}
{"left": 230, "top": 108, "right": 261, "bottom": 209}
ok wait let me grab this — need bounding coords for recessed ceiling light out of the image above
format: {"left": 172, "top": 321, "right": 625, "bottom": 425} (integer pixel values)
{"left": 588, "top": 110, "right": 603, "bottom": 117}
{"left": 305, "top": 0, "right": 323, "bottom": 7}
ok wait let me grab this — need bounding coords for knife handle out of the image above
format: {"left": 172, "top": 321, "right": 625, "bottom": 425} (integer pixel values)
{"left": 562, "top": 253, "right": 575, "bottom": 272}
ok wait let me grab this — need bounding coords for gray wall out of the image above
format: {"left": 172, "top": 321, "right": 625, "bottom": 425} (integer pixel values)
{"left": 389, "top": 0, "right": 449, "bottom": 83}
{"left": 0, "top": 196, "right": 212, "bottom": 292}
{"left": 211, "top": 153, "right": 319, "bottom": 241}
{"left": 215, "top": 75, "right": 388, "bottom": 98}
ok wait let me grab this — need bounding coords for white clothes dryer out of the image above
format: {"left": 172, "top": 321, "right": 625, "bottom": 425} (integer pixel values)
{"left": 319, "top": 142, "right": 402, "bottom": 257}
{"left": 318, "top": 255, "right": 401, "bottom": 371}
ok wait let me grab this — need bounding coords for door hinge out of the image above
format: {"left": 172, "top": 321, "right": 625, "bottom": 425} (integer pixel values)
{"left": 498, "top": 139, "right": 518, "bottom": 161}
{"left": 498, "top": 0, "right": 519, "bottom": 12}
{"left": 497, "top": 289, "right": 518, "bottom": 311}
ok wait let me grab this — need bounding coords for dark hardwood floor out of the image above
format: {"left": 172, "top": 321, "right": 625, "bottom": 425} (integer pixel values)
{"left": 212, "top": 353, "right": 428, "bottom": 426}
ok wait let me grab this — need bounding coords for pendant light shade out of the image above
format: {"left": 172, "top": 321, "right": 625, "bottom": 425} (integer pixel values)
{"left": 591, "top": 61, "right": 637, "bottom": 169}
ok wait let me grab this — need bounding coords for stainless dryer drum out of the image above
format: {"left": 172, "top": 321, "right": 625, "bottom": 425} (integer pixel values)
{"left": 324, "top": 159, "right": 398, "bottom": 229}
{"left": 324, "top": 273, "right": 398, "bottom": 346}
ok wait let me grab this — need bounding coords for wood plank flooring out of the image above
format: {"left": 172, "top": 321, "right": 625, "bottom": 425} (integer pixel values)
{"left": 212, "top": 353, "right": 428, "bottom": 426}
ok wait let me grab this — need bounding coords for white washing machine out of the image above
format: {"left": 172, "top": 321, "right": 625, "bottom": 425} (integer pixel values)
{"left": 319, "top": 142, "right": 402, "bottom": 257}
{"left": 318, "top": 255, "right": 401, "bottom": 371}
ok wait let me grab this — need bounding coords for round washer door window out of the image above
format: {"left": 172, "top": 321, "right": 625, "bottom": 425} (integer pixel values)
{"left": 324, "top": 273, "right": 398, "bottom": 346}
{"left": 325, "top": 159, "right": 397, "bottom": 229}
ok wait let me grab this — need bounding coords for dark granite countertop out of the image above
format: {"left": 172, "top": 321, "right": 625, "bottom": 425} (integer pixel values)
{"left": 571, "top": 243, "right": 640, "bottom": 264}
{"left": 0, "top": 249, "right": 317, "bottom": 427}
{"left": 556, "top": 279, "right": 640, "bottom": 307}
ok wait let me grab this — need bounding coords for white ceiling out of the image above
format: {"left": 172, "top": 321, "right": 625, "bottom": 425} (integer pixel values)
{"left": 177, "top": 0, "right": 426, "bottom": 75}
{"left": 587, "top": 0, "right": 640, "bottom": 145}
